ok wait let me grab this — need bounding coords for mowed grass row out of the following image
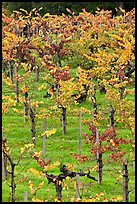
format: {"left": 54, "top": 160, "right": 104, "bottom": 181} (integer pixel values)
{"left": 2, "top": 68, "right": 135, "bottom": 202}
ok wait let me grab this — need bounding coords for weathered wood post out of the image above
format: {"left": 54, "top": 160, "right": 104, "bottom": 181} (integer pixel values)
{"left": 109, "top": 104, "right": 115, "bottom": 127}
{"left": 2, "top": 152, "right": 6, "bottom": 180}
{"left": 2, "top": 139, "right": 8, "bottom": 180}
{"left": 30, "top": 105, "right": 36, "bottom": 143}
{"left": 78, "top": 110, "right": 82, "bottom": 155}
{"left": 2, "top": 139, "right": 16, "bottom": 202}
{"left": 15, "top": 63, "right": 19, "bottom": 102}
{"left": 62, "top": 107, "right": 66, "bottom": 135}
{"left": 11, "top": 163, "right": 16, "bottom": 202}
{"left": 92, "top": 83, "right": 97, "bottom": 118}
{"left": 96, "top": 128, "right": 103, "bottom": 184}
{"left": 27, "top": 23, "right": 30, "bottom": 40}
{"left": 122, "top": 158, "right": 128, "bottom": 202}
{"left": 35, "top": 65, "right": 39, "bottom": 81}
{"left": 24, "top": 191, "right": 28, "bottom": 202}
{"left": 133, "top": 151, "right": 135, "bottom": 169}
{"left": 43, "top": 117, "right": 46, "bottom": 162}
{"left": 8, "top": 61, "right": 14, "bottom": 84}
{"left": 76, "top": 174, "right": 80, "bottom": 200}
{"left": 24, "top": 87, "right": 28, "bottom": 122}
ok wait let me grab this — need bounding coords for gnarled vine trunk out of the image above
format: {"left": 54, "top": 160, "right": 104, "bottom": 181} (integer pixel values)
{"left": 62, "top": 107, "right": 66, "bottom": 135}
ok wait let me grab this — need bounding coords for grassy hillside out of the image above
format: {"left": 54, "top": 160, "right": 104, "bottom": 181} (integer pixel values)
{"left": 2, "top": 66, "right": 135, "bottom": 202}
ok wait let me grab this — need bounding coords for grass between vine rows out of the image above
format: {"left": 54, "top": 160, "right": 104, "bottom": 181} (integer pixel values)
{"left": 2, "top": 68, "right": 135, "bottom": 202}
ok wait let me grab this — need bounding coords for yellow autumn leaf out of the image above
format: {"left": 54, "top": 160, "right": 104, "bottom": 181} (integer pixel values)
{"left": 20, "top": 8, "right": 28, "bottom": 14}
{"left": 43, "top": 13, "right": 50, "bottom": 18}
{"left": 66, "top": 176, "right": 70, "bottom": 180}
{"left": 38, "top": 84, "right": 46, "bottom": 91}
{"left": 53, "top": 178, "right": 56, "bottom": 182}
{"left": 41, "top": 129, "right": 56, "bottom": 137}
{"left": 44, "top": 165, "right": 50, "bottom": 171}
{"left": 44, "top": 161, "right": 60, "bottom": 171}
{"left": 33, "top": 151, "right": 42, "bottom": 157}
{"left": 28, "top": 180, "right": 35, "bottom": 194}
{"left": 32, "top": 197, "right": 44, "bottom": 202}
{"left": 54, "top": 161, "right": 60, "bottom": 166}
{"left": 12, "top": 108, "right": 23, "bottom": 114}
{"left": 119, "top": 7, "right": 125, "bottom": 13}
{"left": 110, "top": 139, "right": 115, "bottom": 146}
{"left": 28, "top": 168, "right": 41, "bottom": 177}
{"left": 37, "top": 181, "right": 44, "bottom": 190}
{"left": 54, "top": 198, "right": 61, "bottom": 202}
{"left": 66, "top": 163, "right": 74, "bottom": 170}
{"left": 20, "top": 147, "right": 26, "bottom": 154}
{"left": 24, "top": 143, "right": 34, "bottom": 149}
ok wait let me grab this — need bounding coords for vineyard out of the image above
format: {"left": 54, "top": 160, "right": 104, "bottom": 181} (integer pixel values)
{"left": 2, "top": 7, "right": 135, "bottom": 202}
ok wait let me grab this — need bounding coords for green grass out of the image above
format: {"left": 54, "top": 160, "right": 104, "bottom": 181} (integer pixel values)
{"left": 2, "top": 68, "right": 135, "bottom": 202}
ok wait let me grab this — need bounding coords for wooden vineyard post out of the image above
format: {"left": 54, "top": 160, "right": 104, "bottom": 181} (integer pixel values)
{"left": 2, "top": 152, "right": 6, "bottom": 180}
{"left": 133, "top": 151, "right": 135, "bottom": 169}
{"left": 11, "top": 163, "right": 16, "bottom": 202}
{"left": 56, "top": 31, "right": 62, "bottom": 68}
{"left": 8, "top": 61, "right": 14, "bottom": 84}
{"left": 109, "top": 104, "right": 115, "bottom": 127}
{"left": 43, "top": 117, "right": 46, "bottom": 162}
{"left": 24, "top": 89, "right": 28, "bottom": 122}
{"left": 30, "top": 107, "right": 36, "bottom": 143}
{"left": 96, "top": 128, "right": 102, "bottom": 184}
{"left": 97, "top": 153, "right": 103, "bottom": 185}
{"left": 92, "top": 83, "right": 97, "bottom": 118}
{"left": 2, "top": 139, "right": 16, "bottom": 202}
{"left": 35, "top": 65, "right": 39, "bottom": 81}
{"left": 24, "top": 191, "right": 28, "bottom": 202}
{"left": 122, "top": 158, "right": 128, "bottom": 202}
{"left": 78, "top": 110, "right": 82, "bottom": 155}
{"left": 62, "top": 107, "right": 66, "bottom": 135}
{"left": 27, "top": 23, "right": 30, "bottom": 40}
{"left": 2, "top": 139, "right": 8, "bottom": 180}
{"left": 119, "top": 73, "right": 125, "bottom": 99}
{"left": 15, "top": 64, "right": 19, "bottom": 103}
{"left": 14, "top": 27, "right": 21, "bottom": 103}
{"left": 76, "top": 174, "right": 80, "bottom": 200}
{"left": 2, "top": 152, "right": 5, "bottom": 180}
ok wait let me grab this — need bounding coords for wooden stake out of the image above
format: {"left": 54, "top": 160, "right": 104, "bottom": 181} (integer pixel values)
{"left": 133, "top": 151, "right": 135, "bottom": 169}
{"left": 35, "top": 65, "right": 39, "bottom": 81}
{"left": 76, "top": 174, "right": 80, "bottom": 199}
{"left": 43, "top": 117, "right": 46, "bottom": 162}
{"left": 2, "top": 140, "right": 8, "bottom": 180}
{"left": 15, "top": 64, "right": 19, "bottom": 102}
{"left": 122, "top": 158, "right": 128, "bottom": 202}
{"left": 78, "top": 110, "right": 82, "bottom": 155}
{"left": 8, "top": 61, "right": 14, "bottom": 84}
{"left": 2, "top": 152, "right": 5, "bottom": 180}
{"left": 96, "top": 128, "right": 99, "bottom": 161}
{"left": 24, "top": 191, "right": 28, "bottom": 202}
{"left": 24, "top": 91, "right": 28, "bottom": 122}
{"left": 3, "top": 139, "right": 16, "bottom": 202}
{"left": 97, "top": 153, "right": 103, "bottom": 185}
{"left": 92, "top": 83, "right": 97, "bottom": 118}
{"left": 27, "top": 23, "right": 30, "bottom": 40}
{"left": 109, "top": 104, "right": 115, "bottom": 127}
{"left": 30, "top": 107, "right": 36, "bottom": 143}
{"left": 62, "top": 107, "right": 66, "bottom": 135}
{"left": 96, "top": 128, "right": 102, "bottom": 184}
